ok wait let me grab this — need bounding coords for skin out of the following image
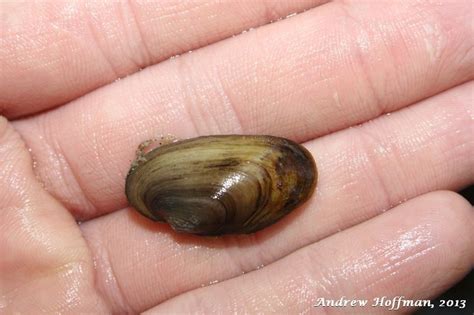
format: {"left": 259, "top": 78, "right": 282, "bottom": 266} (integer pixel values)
{"left": 0, "top": 0, "right": 473, "bottom": 314}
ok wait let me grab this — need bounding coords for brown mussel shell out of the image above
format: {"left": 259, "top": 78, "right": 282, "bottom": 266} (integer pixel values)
{"left": 125, "top": 135, "right": 317, "bottom": 236}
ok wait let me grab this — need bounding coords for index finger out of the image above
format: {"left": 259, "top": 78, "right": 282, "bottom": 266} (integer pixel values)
{"left": 13, "top": 0, "right": 473, "bottom": 220}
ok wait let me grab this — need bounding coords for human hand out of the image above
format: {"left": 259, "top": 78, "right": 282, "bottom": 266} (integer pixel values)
{"left": 1, "top": 1, "right": 473, "bottom": 313}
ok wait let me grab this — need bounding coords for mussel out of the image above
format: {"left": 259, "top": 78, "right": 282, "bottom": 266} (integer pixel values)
{"left": 125, "top": 135, "right": 317, "bottom": 235}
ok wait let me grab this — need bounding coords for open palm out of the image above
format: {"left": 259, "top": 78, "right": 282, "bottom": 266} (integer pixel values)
{"left": 1, "top": 1, "right": 473, "bottom": 313}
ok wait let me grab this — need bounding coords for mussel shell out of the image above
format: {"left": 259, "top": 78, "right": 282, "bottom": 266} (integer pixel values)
{"left": 125, "top": 135, "right": 317, "bottom": 235}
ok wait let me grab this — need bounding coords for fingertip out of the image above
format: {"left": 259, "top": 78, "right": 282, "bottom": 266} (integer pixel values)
{"left": 417, "top": 190, "right": 472, "bottom": 241}
{"left": 413, "top": 190, "right": 474, "bottom": 273}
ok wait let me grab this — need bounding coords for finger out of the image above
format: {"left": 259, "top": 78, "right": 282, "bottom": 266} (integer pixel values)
{"left": 14, "top": 1, "right": 473, "bottom": 218}
{"left": 0, "top": 0, "right": 325, "bottom": 118}
{"left": 147, "top": 191, "right": 474, "bottom": 314}
{"left": 80, "top": 83, "right": 473, "bottom": 312}
{"left": 0, "top": 117, "right": 107, "bottom": 312}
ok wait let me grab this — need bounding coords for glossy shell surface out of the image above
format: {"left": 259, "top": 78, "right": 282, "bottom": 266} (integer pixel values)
{"left": 125, "top": 135, "right": 317, "bottom": 235}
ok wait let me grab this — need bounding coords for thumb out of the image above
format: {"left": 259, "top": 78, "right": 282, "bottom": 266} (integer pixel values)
{"left": 0, "top": 116, "right": 106, "bottom": 312}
